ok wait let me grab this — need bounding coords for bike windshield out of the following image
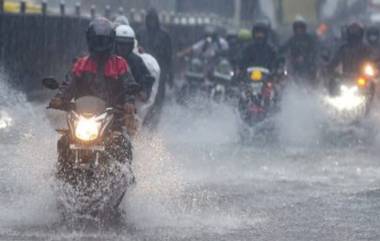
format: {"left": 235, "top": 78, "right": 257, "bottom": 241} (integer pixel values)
{"left": 189, "top": 58, "right": 204, "bottom": 73}
{"left": 74, "top": 96, "right": 107, "bottom": 116}
{"left": 215, "top": 59, "right": 233, "bottom": 77}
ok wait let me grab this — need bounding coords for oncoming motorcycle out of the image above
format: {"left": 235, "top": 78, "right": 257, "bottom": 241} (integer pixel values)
{"left": 43, "top": 78, "right": 134, "bottom": 220}
{"left": 324, "top": 62, "right": 377, "bottom": 122}
{"left": 238, "top": 67, "right": 279, "bottom": 141}
{"left": 209, "top": 58, "right": 235, "bottom": 102}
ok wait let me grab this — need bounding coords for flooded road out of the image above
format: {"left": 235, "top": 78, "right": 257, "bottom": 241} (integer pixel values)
{"left": 1, "top": 78, "right": 380, "bottom": 241}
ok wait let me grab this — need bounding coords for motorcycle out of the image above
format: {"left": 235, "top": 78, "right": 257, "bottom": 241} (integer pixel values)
{"left": 209, "top": 58, "right": 235, "bottom": 102}
{"left": 43, "top": 78, "right": 134, "bottom": 220}
{"left": 177, "top": 57, "right": 208, "bottom": 104}
{"left": 238, "top": 67, "right": 278, "bottom": 125}
{"left": 324, "top": 62, "right": 376, "bottom": 122}
{"left": 238, "top": 67, "right": 279, "bottom": 142}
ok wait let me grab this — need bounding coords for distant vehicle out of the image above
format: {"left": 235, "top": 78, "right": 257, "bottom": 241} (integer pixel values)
{"left": 210, "top": 58, "right": 235, "bottom": 102}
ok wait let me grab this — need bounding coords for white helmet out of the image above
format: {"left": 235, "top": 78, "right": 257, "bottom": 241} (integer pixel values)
{"left": 115, "top": 25, "right": 136, "bottom": 39}
{"left": 114, "top": 15, "right": 130, "bottom": 27}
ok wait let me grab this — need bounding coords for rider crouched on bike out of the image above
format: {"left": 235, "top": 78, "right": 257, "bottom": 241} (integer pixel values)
{"left": 49, "top": 17, "right": 140, "bottom": 136}
{"left": 239, "top": 22, "right": 277, "bottom": 74}
{"left": 238, "top": 23, "right": 279, "bottom": 122}
{"left": 327, "top": 22, "right": 372, "bottom": 94}
{"left": 177, "top": 25, "right": 229, "bottom": 80}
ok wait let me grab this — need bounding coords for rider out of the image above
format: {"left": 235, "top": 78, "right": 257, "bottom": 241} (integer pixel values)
{"left": 49, "top": 17, "right": 139, "bottom": 135}
{"left": 177, "top": 25, "right": 229, "bottom": 61}
{"left": 115, "top": 24, "right": 154, "bottom": 102}
{"left": 239, "top": 22, "right": 277, "bottom": 72}
{"left": 238, "top": 22, "right": 278, "bottom": 115}
{"left": 280, "top": 17, "right": 318, "bottom": 85}
{"left": 328, "top": 22, "right": 371, "bottom": 76}
{"left": 327, "top": 22, "right": 372, "bottom": 93}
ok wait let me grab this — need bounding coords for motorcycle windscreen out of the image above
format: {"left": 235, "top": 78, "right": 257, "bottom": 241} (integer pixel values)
{"left": 75, "top": 96, "right": 107, "bottom": 116}
{"left": 214, "top": 59, "right": 233, "bottom": 81}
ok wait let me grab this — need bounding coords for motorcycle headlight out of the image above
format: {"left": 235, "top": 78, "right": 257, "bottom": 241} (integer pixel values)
{"left": 363, "top": 63, "right": 375, "bottom": 77}
{"left": 74, "top": 116, "right": 101, "bottom": 142}
{"left": 0, "top": 111, "right": 12, "bottom": 129}
{"left": 357, "top": 77, "right": 367, "bottom": 87}
{"left": 325, "top": 85, "right": 364, "bottom": 111}
{"left": 250, "top": 70, "right": 263, "bottom": 81}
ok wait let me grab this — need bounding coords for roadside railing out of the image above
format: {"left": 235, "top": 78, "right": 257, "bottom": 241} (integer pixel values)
{"left": 0, "top": 0, "right": 234, "bottom": 27}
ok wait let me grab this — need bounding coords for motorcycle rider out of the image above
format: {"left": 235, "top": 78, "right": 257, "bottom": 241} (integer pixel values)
{"left": 49, "top": 17, "right": 139, "bottom": 136}
{"left": 238, "top": 22, "right": 278, "bottom": 119}
{"left": 137, "top": 8, "right": 172, "bottom": 127}
{"left": 239, "top": 22, "right": 277, "bottom": 72}
{"left": 177, "top": 25, "right": 229, "bottom": 61}
{"left": 115, "top": 24, "right": 154, "bottom": 102}
{"left": 115, "top": 24, "right": 161, "bottom": 128}
{"left": 280, "top": 17, "right": 318, "bottom": 86}
{"left": 177, "top": 25, "right": 230, "bottom": 94}
{"left": 328, "top": 22, "right": 371, "bottom": 76}
{"left": 327, "top": 22, "right": 372, "bottom": 93}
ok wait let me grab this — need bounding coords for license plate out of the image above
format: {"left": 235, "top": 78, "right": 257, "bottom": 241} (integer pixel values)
{"left": 70, "top": 144, "right": 105, "bottom": 151}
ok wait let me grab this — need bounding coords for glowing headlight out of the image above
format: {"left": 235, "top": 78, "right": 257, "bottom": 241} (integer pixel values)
{"left": 250, "top": 70, "right": 263, "bottom": 81}
{"left": 364, "top": 64, "right": 375, "bottom": 77}
{"left": 0, "top": 111, "right": 12, "bottom": 129}
{"left": 324, "top": 85, "right": 365, "bottom": 111}
{"left": 74, "top": 116, "right": 101, "bottom": 142}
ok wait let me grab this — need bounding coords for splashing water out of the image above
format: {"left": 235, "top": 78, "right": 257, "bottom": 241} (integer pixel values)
{"left": 0, "top": 71, "right": 58, "bottom": 230}
{"left": 1, "top": 71, "right": 380, "bottom": 241}
{"left": 275, "top": 85, "right": 326, "bottom": 148}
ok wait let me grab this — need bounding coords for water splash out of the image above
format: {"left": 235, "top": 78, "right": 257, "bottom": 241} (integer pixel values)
{"left": 0, "top": 70, "right": 58, "bottom": 229}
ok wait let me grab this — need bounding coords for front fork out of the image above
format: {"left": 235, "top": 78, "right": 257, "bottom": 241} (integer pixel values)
{"left": 73, "top": 150, "right": 101, "bottom": 170}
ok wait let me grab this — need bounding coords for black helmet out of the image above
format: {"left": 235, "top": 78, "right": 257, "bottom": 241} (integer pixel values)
{"left": 86, "top": 17, "right": 115, "bottom": 55}
{"left": 146, "top": 8, "right": 160, "bottom": 31}
{"left": 366, "top": 26, "right": 380, "bottom": 45}
{"left": 252, "top": 22, "right": 269, "bottom": 43}
{"left": 204, "top": 25, "right": 220, "bottom": 41}
{"left": 346, "top": 22, "right": 364, "bottom": 44}
{"left": 293, "top": 17, "right": 307, "bottom": 35}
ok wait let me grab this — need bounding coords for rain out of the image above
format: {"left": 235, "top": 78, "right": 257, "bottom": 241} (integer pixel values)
{"left": 1, "top": 0, "right": 380, "bottom": 240}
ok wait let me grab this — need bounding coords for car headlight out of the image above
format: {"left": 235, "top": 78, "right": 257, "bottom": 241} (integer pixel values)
{"left": 74, "top": 116, "right": 101, "bottom": 142}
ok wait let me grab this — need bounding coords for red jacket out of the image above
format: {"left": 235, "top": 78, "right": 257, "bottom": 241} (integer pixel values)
{"left": 58, "top": 55, "right": 138, "bottom": 106}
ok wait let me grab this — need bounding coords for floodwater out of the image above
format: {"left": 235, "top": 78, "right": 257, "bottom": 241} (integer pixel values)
{"left": 1, "top": 75, "right": 380, "bottom": 241}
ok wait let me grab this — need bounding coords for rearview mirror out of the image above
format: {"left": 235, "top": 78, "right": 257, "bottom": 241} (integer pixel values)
{"left": 42, "top": 77, "right": 60, "bottom": 90}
